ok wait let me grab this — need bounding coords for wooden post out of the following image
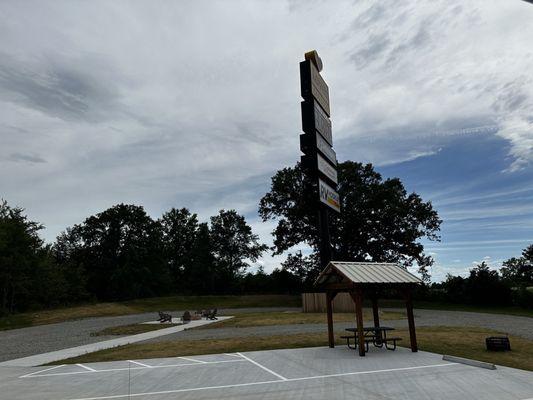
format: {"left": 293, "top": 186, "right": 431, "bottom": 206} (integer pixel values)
{"left": 371, "top": 295, "right": 380, "bottom": 329}
{"left": 350, "top": 288, "right": 365, "bottom": 356}
{"left": 404, "top": 287, "right": 418, "bottom": 352}
{"left": 371, "top": 293, "right": 381, "bottom": 343}
{"left": 326, "top": 291, "right": 337, "bottom": 348}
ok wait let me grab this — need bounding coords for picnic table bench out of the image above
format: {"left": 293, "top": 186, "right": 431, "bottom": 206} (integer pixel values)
{"left": 342, "top": 327, "right": 402, "bottom": 351}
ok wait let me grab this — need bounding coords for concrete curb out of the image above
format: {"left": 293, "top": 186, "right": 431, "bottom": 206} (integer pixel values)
{"left": 442, "top": 354, "right": 496, "bottom": 370}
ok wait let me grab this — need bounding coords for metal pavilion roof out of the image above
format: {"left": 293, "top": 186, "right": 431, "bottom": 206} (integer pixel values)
{"left": 315, "top": 261, "right": 422, "bottom": 286}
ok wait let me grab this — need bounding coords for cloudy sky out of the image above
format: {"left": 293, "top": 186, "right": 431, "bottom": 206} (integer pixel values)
{"left": 1, "top": 0, "right": 532, "bottom": 281}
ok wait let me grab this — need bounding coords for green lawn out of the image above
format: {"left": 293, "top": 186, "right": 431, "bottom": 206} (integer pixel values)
{"left": 55, "top": 326, "right": 533, "bottom": 372}
{"left": 3, "top": 294, "right": 533, "bottom": 332}
{"left": 0, "top": 294, "right": 301, "bottom": 331}
{"left": 377, "top": 299, "right": 533, "bottom": 319}
{"left": 199, "top": 310, "right": 405, "bottom": 329}
{"left": 91, "top": 323, "right": 180, "bottom": 337}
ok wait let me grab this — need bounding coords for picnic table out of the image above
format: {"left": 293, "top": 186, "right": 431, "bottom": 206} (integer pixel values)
{"left": 342, "top": 327, "right": 401, "bottom": 351}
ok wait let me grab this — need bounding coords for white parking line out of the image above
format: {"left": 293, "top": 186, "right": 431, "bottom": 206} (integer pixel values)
{"left": 236, "top": 352, "right": 287, "bottom": 381}
{"left": 19, "top": 359, "right": 245, "bottom": 378}
{"left": 128, "top": 360, "right": 152, "bottom": 368}
{"left": 224, "top": 353, "right": 244, "bottom": 358}
{"left": 65, "top": 362, "right": 460, "bottom": 400}
{"left": 178, "top": 356, "right": 206, "bottom": 364}
{"left": 19, "top": 364, "right": 65, "bottom": 378}
{"left": 77, "top": 364, "right": 96, "bottom": 372}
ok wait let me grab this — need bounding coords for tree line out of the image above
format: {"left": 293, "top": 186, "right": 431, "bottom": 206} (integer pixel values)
{"left": 2, "top": 161, "right": 446, "bottom": 315}
{"left": 1, "top": 201, "right": 301, "bottom": 315}
{"left": 422, "top": 244, "right": 533, "bottom": 308}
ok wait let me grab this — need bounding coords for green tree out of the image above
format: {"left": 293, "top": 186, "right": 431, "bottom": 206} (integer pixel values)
{"left": 210, "top": 210, "right": 267, "bottom": 284}
{"left": 159, "top": 208, "right": 199, "bottom": 289}
{"left": 523, "top": 244, "right": 533, "bottom": 262}
{"left": 500, "top": 244, "right": 533, "bottom": 286}
{"left": 0, "top": 200, "right": 44, "bottom": 314}
{"left": 53, "top": 228, "right": 89, "bottom": 302}
{"left": 58, "top": 204, "right": 170, "bottom": 301}
{"left": 466, "top": 262, "right": 511, "bottom": 306}
{"left": 185, "top": 222, "right": 216, "bottom": 294}
{"left": 259, "top": 161, "right": 441, "bottom": 282}
{"left": 0, "top": 200, "right": 75, "bottom": 313}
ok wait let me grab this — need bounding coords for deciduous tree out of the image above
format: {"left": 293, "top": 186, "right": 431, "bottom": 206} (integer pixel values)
{"left": 259, "top": 161, "right": 441, "bottom": 282}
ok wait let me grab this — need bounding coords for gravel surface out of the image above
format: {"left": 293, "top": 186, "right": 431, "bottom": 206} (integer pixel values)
{"left": 141, "top": 308, "right": 533, "bottom": 343}
{"left": 0, "top": 307, "right": 299, "bottom": 362}
{"left": 2, "top": 308, "right": 533, "bottom": 362}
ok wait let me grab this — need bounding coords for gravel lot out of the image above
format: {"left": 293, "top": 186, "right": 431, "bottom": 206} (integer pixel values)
{"left": 140, "top": 308, "right": 533, "bottom": 344}
{"left": 0, "top": 307, "right": 298, "bottom": 362}
{"left": 2, "top": 308, "right": 533, "bottom": 362}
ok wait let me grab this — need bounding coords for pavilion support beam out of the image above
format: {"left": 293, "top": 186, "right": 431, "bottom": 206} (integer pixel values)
{"left": 326, "top": 291, "right": 337, "bottom": 348}
{"left": 371, "top": 293, "right": 381, "bottom": 342}
{"left": 350, "top": 288, "right": 365, "bottom": 356}
{"left": 404, "top": 287, "right": 418, "bottom": 352}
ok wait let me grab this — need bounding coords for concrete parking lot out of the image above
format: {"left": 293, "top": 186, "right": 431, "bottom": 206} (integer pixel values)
{"left": 2, "top": 346, "right": 533, "bottom": 400}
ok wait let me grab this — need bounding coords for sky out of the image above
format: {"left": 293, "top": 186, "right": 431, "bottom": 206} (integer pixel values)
{"left": 1, "top": 0, "right": 532, "bottom": 282}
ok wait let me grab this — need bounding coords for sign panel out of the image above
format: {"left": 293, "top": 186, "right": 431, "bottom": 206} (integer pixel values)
{"left": 309, "top": 62, "right": 330, "bottom": 116}
{"left": 301, "top": 100, "right": 332, "bottom": 145}
{"left": 300, "top": 60, "right": 330, "bottom": 116}
{"left": 317, "top": 153, "right": 338, "bottom": 184}
{"left": 299, "top": 132, "right": 336, "bottom": 166}
{"left": 313, "top": 101, "right": 332, "bottom": 144}
{"left": 318, "top": 178, "right": 340, "bottom": 212}
{"left": 316, "top": 132, "right": 336, "bottom": 165}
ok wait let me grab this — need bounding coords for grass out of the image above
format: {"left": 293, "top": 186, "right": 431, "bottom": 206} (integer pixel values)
{"left": 199, "top": 310, "right": 405, "bottom": 329}
{"left": 379, "top": 299, "right": 533, "bottom": 319}
{"left": 54, "top": 326, "right": 533, "bottom": 371}
{"left": 90, "top": 323, "right": 180, "bottom": 337}
{"left": 395, "top": 326, "right": 533, "bottom": 372}
{"left": 3, "top": 294, "right": 533, "bottom": 332}
{"left": 0, "top": 294, "right": 301, "bottom": 331}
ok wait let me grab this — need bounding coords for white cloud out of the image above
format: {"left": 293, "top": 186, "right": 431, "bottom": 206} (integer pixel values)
{"left": 0, "top": 0, "right": 532, "bottom": 273}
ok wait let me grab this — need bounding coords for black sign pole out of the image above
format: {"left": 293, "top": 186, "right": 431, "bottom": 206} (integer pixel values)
{"left": 299, "top": 50, "right": 340, "bottom": 270}
{"left": 318, "top": 206, "right": 331, "bottom": 268}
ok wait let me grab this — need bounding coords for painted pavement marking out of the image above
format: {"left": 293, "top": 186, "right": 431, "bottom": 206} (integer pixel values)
{"left": 236, "top": 352, "right": 288, "bottom": 381}
{"left": 19, "top": 359, "right": 245, "bottom": 378}
{"left": 64, "top": 362, "right": 460, "bottom": 400}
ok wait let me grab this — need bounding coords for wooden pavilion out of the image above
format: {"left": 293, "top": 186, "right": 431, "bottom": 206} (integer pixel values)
{"left": 314, "top": 261, "right": 422, "bottom": 356}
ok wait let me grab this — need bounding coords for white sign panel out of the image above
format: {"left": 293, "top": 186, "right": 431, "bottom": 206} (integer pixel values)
{"left": 317, "top": 153, "right": 338, "bottom": 184}
{"left": 316, "top": 133, "right": 337, "bottom": 165}
{"left": 318, "top": 178, "right": 340, "bottom": 213}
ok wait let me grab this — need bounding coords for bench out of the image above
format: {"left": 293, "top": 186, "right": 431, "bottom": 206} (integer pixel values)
{"left": 157, "top": 311, "right": 172, "bottom": 323}
{"left": 341, "top": 335, "right": 357, "bottom": 349}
